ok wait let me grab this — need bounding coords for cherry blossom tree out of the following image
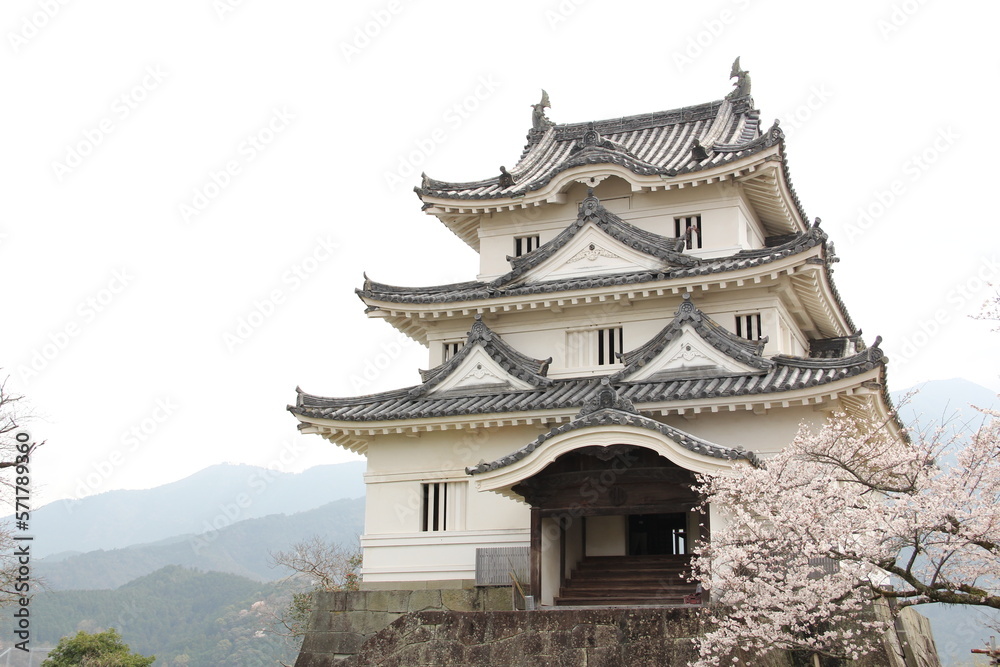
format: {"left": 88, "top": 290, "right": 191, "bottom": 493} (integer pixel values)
{"left": 974, "top": 285, "right": 1000, "bottom": 331}
{"left": 691, "top": 407, "right": 1000, "bottom": 665}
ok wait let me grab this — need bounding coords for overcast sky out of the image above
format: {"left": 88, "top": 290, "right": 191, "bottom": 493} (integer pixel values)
{"left": 2, "top": 0, "right": 997, "bottom": 508}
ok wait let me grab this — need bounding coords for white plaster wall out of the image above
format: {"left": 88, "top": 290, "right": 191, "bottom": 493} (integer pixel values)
{"left": 477, "top": 180, "right": 765, "bottom": 280}
{"left": 586, "top": 515, "right": 627, "bottom": 556}
{"left": 541, "top": 517, "right": 560, "bottom": 606}
{"left": 419, "top": 286, "right": 823, "bottom": 378}
{"left": 364, "top": 428, "right": 542, "bottom": 536}
{"left": 661, "top": 404, "right": 831, "bottom": 457}
{"left": 361, "top": 529, "right": 529, "bottom": 584}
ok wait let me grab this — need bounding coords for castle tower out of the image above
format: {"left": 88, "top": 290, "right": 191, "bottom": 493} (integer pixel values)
{"left": 289, "top": 63, "right": 892, "bottom": 606}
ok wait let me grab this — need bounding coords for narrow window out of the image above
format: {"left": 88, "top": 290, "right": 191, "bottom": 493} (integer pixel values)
{"left": 514, "top": 235, "right": 540, "bottom": 257}
{"left": 674, "top": 215, "right": 702, "bottom": 250}
{"left": 422, "top": 482, "right": 448, "bottom": 532}
{"left": 442, "top": 341, "right": 462, "bottom": 362}
{"left": 735, "top": 314, "right": 763, "bottom": 341}
{"left": 596, "top": 327, "right": 623, "bottom": 366}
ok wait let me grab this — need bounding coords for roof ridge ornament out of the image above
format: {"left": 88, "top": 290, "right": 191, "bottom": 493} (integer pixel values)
{"left": 569, "top": 122, "right": 635, "bottom": 158}
{"left": 690, "top": 138, "right": 710, "bottom": 162}
{"left": 865, "top": 336, "right": 885, "bottom": 366}
{"left": 531, "top": 89, "right": 553, "bottom": 130}
{"left": 678, "top": 292, "right": 697, "bottom": 315}
{"left": 579, "top": 378, "right": 637, "bottom": 416}
{"left": 726, "top": 57, "right": 752, "bottom": 100}
{"left": 498, "top": 166, "right": 515, "bottom": 189}
{"left": 580, "top": 188, "right": 601, "bottom": 217}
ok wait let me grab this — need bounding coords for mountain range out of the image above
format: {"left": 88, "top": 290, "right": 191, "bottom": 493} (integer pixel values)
{"left": 17, "top": 461, "right": 365, "bottom": 559}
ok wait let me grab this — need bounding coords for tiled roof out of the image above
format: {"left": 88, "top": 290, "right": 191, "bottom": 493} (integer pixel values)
{"left": 359, "top": 198, "right": 829, "bottom": 306}
{"left": 413, "top": 316, "right": 551, "bottom": 395}
{"left": 610, "top": 294, "right": 772, "bottom": 382}
{"left": 491, "top": 193, "right": 697, "bottom": 288}
{"left": 415, "top": 96, "right": 770, "bottom": 201}
{"left": 466, "top": 383, "right": 761, "bottom": 475}
{"left": 290, "top": 339, "right": 886, "bottom": 424}
{"left": 359, "top": 236, "right": 828, "bottom": 307}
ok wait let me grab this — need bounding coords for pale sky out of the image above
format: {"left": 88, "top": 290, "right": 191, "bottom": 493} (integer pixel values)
{"left": 3, "top": 0, "right": 998, "bottom": 507}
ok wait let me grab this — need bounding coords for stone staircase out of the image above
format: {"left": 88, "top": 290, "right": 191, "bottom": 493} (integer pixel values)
{"left": 555, "top": 554, "right": 698, "bottom": 606}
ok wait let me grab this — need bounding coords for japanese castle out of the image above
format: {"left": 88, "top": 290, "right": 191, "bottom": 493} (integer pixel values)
{"left": 289, "top": 61, "right": 892, "bottom": 607}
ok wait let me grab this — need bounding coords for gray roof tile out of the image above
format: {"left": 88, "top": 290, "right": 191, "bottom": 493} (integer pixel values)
{"left": 414, "top": 315, "right": 551, "bottom": 395}
{"left": 610, "top": 293, "right": 772, "bottom": 382}
{"left": 290, "top": 336, "right": 885, "bottom": 424}
{"left": 417, "top": 97, "right": 766, "bottom": 201}
{"left": 466, "top": 382, "right": 761, "bottom": 475}
{"left": 358, "top": 201, "right": 829, "bottom": 306}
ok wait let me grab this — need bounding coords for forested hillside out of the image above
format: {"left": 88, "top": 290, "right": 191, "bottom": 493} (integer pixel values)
{"left": 5, "top": 566, "right": 301, "bottom": 666}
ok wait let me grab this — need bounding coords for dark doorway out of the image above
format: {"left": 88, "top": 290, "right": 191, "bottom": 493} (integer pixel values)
{"left": 628, "top": 513, "right": 687, "bottom": 555}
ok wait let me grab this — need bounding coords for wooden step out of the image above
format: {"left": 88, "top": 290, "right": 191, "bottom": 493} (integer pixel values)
{"left": 556, "top": 555, "right": 700, "bottom": 607}
{"left": 554, "top": 595, "right": 688, "bottom": 606}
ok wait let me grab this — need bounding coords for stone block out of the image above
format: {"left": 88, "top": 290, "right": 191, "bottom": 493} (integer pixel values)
{"left": 407, "top": 589, "right": 443, "bottom": 612}
{"left": 312, "top": 590, "right": 348, "bottom": 613}
{"left": 356, "top": 610, "right": 390, "bottom": 636}
{"left": 344, "top": 590, "right": 368, "bottom": 611}
{"left": 486, "top": 612, "right": 523, "bottom": 642}
{"left": 366, "top": 590, "right": 390, "bottom": 612}
{"left": 320, "top": 611, "right": 354, "bottom": 634}
{"left": 331, "top": 632, "right": 365, "bottom": 655}
{"left": 481, "top": 586, "right": 515, "bottom": 611}
{"left": 464, "top": 643, "right": 491, "bottom": 664}
{"left": 442, "top": 589, "right": 477, "bottom": 611}
{"left": 385, "top": 589, "right": 410, "bottom": 613}
{"left": 585, "top": 646, "right": 624, "bottom": 667}
{"left": 616, "top": 608, "right": 663, "bottom": 642}
{"left": 440, "top": 612, "right": 488, "bottom": 645}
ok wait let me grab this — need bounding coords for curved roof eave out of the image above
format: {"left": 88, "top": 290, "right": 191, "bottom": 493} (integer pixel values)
{"left": 422, "top": 141, "right": 808, "bottom": 250}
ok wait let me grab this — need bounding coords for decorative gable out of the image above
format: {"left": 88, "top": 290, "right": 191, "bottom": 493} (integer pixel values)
{"left": 427, "top": 345, "right": 535, "bottom": 394}
{"left": 610, "top": 293, "right": 772, "bottom": 383}
{"left": 524, "top": 222, "right": 666, "bottom": 283}
{"left": 489, "top": 193, "right": 698, "bottom": 289}
{"left": 625, "top": 323, "right": 765, "bottom": 381}
{"left": 412, "top": 315, "right": 552, "bottom": 397}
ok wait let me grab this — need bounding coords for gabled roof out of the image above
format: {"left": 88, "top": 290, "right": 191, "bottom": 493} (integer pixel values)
{"left": 412, "top": 315, "right": 551, "bottom": 397}
{"left": 489, "top": 193, "right": 697, "bottom": 288}
{"left": 416, "top": 96, "right": 768, "bottom": 202}
{"left": 609, "top": 294, "right": 772, "bottom": 383}
{"left": 290, "top": 337, "right": 887, "bottom": 425}
{"left": 466, "top": 382, "right": 761, "bottom": 476}
{"left": 358, "top": 223, "right": 828, "bottom": 305}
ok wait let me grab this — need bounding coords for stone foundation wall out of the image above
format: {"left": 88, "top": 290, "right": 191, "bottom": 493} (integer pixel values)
{"left": 294, "top": 587, "right": 513, "bottom": 666}
{"left": 296, "top": 590, "right": 939, "bottom": 667}
{"left": 341, "top": 607, "right": 717, "bottom": 667}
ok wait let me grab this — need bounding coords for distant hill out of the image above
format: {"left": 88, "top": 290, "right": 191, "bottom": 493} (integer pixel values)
{"left": 10, "top": 461, "right": 365, "bottom": 558}
{"left": 894, "top": 377, "right": 998, "bottom": 430}
{"left": 36, "top": 497, "right": 365, "bottom": 590}
{"left": 5, "top": 565, "right": 298, "bottom": 667}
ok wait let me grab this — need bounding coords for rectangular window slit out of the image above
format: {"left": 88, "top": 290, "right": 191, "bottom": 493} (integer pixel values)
{"left": 514, "top": 235, "right": 540, "bottom": 257}
{"left": 443, "top": 342, "right": 462, "bottom": 361}
{"left": 735, "top": 314, "right": 763, "bottom": 341}
{"left": 596, "top": 327, "right": 623, "bottom": 366}
{"left": 674, "top": 215, "right": 702, "bottom": 250}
